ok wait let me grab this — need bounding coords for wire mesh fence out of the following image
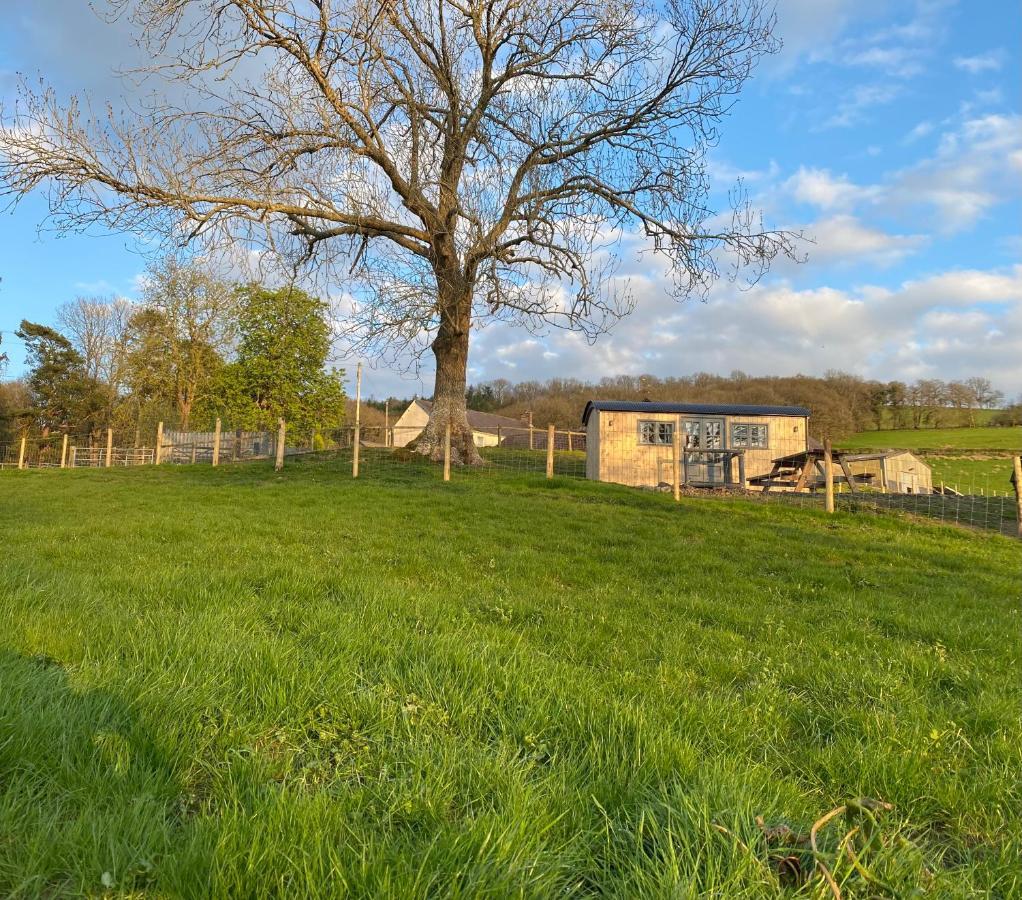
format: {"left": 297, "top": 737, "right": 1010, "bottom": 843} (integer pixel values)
{"left": 3, "top": 417, "right": 1019, "bottom": 539}
{"left": 760, "top": 488, "right": 1020, "bottom": 538}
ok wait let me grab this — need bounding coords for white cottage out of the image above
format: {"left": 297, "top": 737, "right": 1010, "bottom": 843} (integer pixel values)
{"left": 391, "top": 399, "right": 525, "bottom": 448}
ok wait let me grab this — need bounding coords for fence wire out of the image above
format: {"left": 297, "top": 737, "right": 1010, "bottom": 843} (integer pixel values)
{"left": 3, "top": 418, "right": 1018, "bottom": 539}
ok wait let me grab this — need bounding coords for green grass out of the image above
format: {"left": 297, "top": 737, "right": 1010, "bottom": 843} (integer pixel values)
{"left": 839, "top": 425, "right": 1021, "bottom": 452}
{"left": 1, "top": 458, "right": 1020, "bottom": 898}
{"left": 926, "top": 457, "right": 1017, "bottom": 494}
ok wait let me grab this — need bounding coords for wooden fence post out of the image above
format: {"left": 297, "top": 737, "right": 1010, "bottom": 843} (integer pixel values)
{"left": 18, "top": 434, "right": 27, "bottom": 470}
{"left": 672, "top": 419, "right": 681, "bottom": 502}
{"left": 824, "top": 439, "right": 835, "bottom": 514}
{"left": 443, "top": 424, "right": 451, "bottom": 482}
{"left": 528, "top": 411, "right": 534, "bottom": 450}
{"left": 275, "top": 418, "right": 286, "bottom": 472}
{"left": 60, "top": 433, "right": 69, "bottom": 469}
{"left": 70, "top": 446, "right": 77, "bottom": 468}
{"left": 212, "top": 418, "right": 221, "bottom": 467}
{"left": 353, "top": 361, "right": 362, "bottom": 477}
{"left": 567, "top": 431, "right": 573, "bottom": 452}
{"left": 546, "top": 424, "right": 555, "bottom": 478}
{"left": 105, "top": 428, "right": 113, "bottom": 467}
{"left": 155, "top": 422, "right": 164, "bottom": 465}
{"left": 1013, "top": 455, "right": 1022, "bottom": 539}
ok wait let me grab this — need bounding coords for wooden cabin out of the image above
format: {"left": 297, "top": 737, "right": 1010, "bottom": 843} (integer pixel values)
{"left": 581, "top": 400, "right": 810, "bottom": 489}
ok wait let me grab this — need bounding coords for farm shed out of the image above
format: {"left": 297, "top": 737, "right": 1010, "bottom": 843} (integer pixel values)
{"left": 581, "top": 400, "right": 810, "bottom": 488}
{"left": 391, "top": 399, "right": 524, "bottom": 448}
{"left": 843, "top": 451, "right": 933, "bottom": 494}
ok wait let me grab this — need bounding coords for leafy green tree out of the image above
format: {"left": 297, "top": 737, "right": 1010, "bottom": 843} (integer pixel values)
{"left": 213, "top": 286, "right": 345, "bottom": 432}
{"left": 15, "top": 320, "right": 106, "bottom": 434}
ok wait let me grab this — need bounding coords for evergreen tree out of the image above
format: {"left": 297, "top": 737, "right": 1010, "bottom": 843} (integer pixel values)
{"left": 15, "top": 320, "right": 107, "bottom": 434}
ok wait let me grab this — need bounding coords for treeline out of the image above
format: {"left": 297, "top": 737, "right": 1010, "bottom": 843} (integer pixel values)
{"left": 0, "top": 255, "right": 346, "bottom": 444}
{"left": 465, "top": 373, "right": 1008, "bottom": 439}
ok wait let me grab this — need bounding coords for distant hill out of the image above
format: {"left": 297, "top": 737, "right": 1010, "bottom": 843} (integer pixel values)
{"left": 839, "top": 425, "right": 1021, "bottom": 453}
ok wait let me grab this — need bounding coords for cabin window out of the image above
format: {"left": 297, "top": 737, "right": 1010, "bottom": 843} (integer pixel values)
{"left": 638, "top": 420, "right": 674, "bottom": 445}
{"left": 731, "top": 423, "right": 769, "bottom": 449}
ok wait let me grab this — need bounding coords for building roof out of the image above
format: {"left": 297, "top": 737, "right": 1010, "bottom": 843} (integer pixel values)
{"left": 412, "top": 398, "right": 523, "bottom": 434}
{"left": 771, "top": 448, "right": 930, "bottom": 468}
{"left": 843, "top": 450, "right": 928, "bottom": 464}
{"left": 581, "top": 399, "right": 811, "bottom": 425}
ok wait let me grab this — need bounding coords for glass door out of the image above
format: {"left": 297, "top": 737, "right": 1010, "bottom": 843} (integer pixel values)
{"left": 682, "top": 418, "right": 725, "bottom": 484}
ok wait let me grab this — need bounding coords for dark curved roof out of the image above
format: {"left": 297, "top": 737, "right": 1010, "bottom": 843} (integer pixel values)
{"left": 581, "top": 400, "right": 811, "bottom": 425}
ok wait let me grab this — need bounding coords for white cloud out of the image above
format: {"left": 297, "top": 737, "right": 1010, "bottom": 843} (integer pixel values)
{"left": 784, "top": 167, "right": 873, "bottom": 210}
{"left": 805, "top": 215, "right": 926, "bottom": 267}
{"left": 842, "top": 45, "right": 925, "bottom": 78}
{"left": 778, "top": 114, "right": 1022, "bottom": 235}
{"left": 886, "top": 113, "right": 1022, "bottom": 232}
{"left": 456, "top": 264, "right": 1022, "bottom": 398}
{"left": 820, "top": 83, "right": 902, "bottom": 129}
{"left": 348, "top": 259, "right": 1022, "bottom": 402}
{"left": 903, "top": 120, "right": 934, "bottom": 143}
{"left": 708, "top": 158, "right": 781, "bottom": 186}
{"left": 953, "top": 51, "right": 1005, "bottom": 74}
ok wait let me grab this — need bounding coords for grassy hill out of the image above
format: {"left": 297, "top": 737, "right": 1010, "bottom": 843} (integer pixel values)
{"left": 925, "top": 457, "right": 1017, "bottom": 494}
{"left": 839, "top": 425, "right": 1021, "bottom": 452}
{"left": 1, "top": 459, "right": 1020, "bottom": 897}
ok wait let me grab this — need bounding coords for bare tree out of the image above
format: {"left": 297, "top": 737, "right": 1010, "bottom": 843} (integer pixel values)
{"left": 0, "top": 0, "right": 796, "bottom": 463}
{"left": 963, "top": 376, "right": 1002, "bottom": 419}
{"left": 56, "top": 296, "right": 134, "bottom": 386}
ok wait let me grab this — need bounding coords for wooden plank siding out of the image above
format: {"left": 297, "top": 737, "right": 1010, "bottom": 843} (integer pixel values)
{"left": 589, "top": 410, "right": 808, "bottom": 488}
{"left": 846, "top": 452, "right": 933, "bottom": 494}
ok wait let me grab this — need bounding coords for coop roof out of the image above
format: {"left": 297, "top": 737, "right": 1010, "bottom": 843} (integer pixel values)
{"left": 581, "top": 400, "right": 811, "bottom": 425}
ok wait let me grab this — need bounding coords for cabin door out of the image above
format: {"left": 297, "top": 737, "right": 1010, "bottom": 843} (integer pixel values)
{"left": 682, "top": 418, "right": 725, "bottom": 485}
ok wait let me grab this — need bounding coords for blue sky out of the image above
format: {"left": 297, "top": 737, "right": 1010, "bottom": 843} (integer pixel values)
{"left": 1, "top": 0, "right": 1020, "bottom": 399}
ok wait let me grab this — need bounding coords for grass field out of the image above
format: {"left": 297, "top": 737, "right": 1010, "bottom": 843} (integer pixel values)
{"left": 926, "top": 457, "right": 1017, "bottom": 494}
{"left": 1, "top": 458, "right": 1020, "bottom": 898}
{"left": 840, "top": 425, "right": 1021, "bottom": 452}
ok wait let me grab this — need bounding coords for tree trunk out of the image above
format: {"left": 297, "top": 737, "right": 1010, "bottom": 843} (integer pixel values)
{"left": 416, "top": 304, "right": 482, "bottom": 466}
{"left": 179, "top": 391, "right": 192, "bottom": 431}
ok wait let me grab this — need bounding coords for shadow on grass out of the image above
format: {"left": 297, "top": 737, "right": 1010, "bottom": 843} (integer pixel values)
{"left": 0, "top": 650, "right": 188, "bottom": 897}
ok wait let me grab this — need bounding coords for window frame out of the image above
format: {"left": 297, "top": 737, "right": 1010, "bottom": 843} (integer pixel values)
{"left": 637, "top": 419, "right": 675, "bottom": 446}
{"left": 730, "top": 422, "right": 769, "bottom": 449}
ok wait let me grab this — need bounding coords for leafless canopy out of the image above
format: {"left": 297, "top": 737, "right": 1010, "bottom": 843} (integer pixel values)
{"left": 1, "top": 0, "right": 795, "bottom": 459}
